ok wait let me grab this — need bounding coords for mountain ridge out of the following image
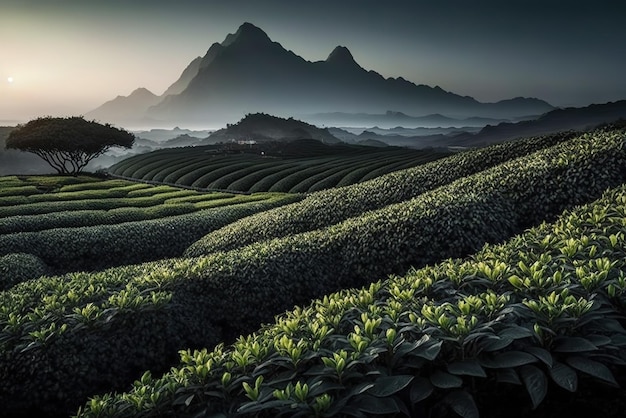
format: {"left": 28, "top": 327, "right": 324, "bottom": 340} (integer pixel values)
{"left": 451, "top": 99, "right": 626, "bottom": 147}
{"left": 86, "top": 22, "right": 554, "bottom": 127}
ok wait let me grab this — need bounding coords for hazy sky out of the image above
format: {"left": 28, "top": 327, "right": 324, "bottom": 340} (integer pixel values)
{"left": 2, "top": 0, "right": 625, "bottom": 123}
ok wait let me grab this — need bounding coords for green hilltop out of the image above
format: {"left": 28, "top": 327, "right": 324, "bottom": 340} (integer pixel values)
{"left": 207, "top": 113, "right": 342, "bottom": 144}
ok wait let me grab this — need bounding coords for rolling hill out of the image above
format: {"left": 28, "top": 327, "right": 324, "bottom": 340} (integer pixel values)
{"left": 107, "top": 138, "right": 449, "bottom": 193}
{"left": 2, "top": 124, "right": 626, "bottom": 417}
{"left": 207, "top": 113, "right": 341, "bottom": 144}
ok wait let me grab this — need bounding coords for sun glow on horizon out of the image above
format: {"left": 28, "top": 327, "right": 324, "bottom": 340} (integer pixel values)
{"left": 7, "top": 76, "right": 14, "bottom": 83}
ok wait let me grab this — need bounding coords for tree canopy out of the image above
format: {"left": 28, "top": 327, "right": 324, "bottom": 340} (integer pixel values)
{"left": 6, "top": 116, "right": 135, "bottom": 175}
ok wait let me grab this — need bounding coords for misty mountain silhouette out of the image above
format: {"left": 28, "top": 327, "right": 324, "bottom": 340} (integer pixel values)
{"left": 89, "top": 88, "right": 161, "bottom": 122}
{"left": 162, "top": 57, "right": 202, "bottom": 97}
{"left": 451, "top": 99, "right": 626, "bottom": 147}
{"left": 325, "top": 46, "right": 360, "bottom": 68}
{"left": 87, "top": 22, "right": 554, "bottom": 126}
{"left": 302, "top": 111, "right": 508, "bottom": 129}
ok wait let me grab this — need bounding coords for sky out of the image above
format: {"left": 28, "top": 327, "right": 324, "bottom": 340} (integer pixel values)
{"left": 1, "top": 0, "right": 626, "bottom": 123}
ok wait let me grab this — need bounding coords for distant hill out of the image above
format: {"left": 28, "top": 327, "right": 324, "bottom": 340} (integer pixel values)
{"left": 133, "top": 127, "right": 213, "bottom": 142}
{"left": 304, "top": 111, "right": 507, "bottom": 128}
{"left": 328, "top": 127, "right": 472, "bottom": 149}
{"left": 354, "top": 130, "right": 453, "bottom": 149}
{"left": 207, "top": 113, "right": 342, "bottom": 144}
{"left": 328, "top": 126, "right": 482, "bottom": 140}
{"left": 162, "top": 134, "right": 207, "bottom": 147}
{"left": 87, "top": 22, "right": 554, "bottom": 127}
{"left": 452, "top": 100, "right": 626, "bottom": 147}
{"left": 88, "top": 88, "right": 162, "bottom": 124}
{"left": 326, "top": 101, "right": 626, "bottom": 150}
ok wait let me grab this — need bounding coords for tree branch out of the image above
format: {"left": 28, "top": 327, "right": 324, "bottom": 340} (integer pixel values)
{"left": 32, "top": 150, "right": 66, "bottom": 174}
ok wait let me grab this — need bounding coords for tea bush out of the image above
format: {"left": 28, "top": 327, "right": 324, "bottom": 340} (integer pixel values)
{"left": 0, "top": 253, "right": 48, "bottom": 290}
{"left": 0, "top": 194, "right": 300, "bottom": 274}
{"left": 108, "top": 146, "right": 448, "bottom": 192}
{"left": 0, "top": 204, "right": 194, "bottom": 234}
{"left": 0, "top": 191, "right": 201, "bottom": 217}
{"left": 0, "top": 175, "right": 301, "bottom": 274}
{"left": 76, "top": 183, "right": 626, "bottom": 418}
{"left": 186, "top": 130, "right": 580, "bottom": 256}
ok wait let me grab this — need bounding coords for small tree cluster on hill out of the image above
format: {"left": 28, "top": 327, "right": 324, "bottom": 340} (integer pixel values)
{"left": 6, "top": 116, "right": 134, "bottom": 175}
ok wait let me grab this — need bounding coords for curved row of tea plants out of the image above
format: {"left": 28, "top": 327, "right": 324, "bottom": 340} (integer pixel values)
{"left": 179, "top": 129, "right": 626, "bottom": 335}
{"left": 0, "top": 188, "right": 202, "bottom": 217}
{"left": 108, "top": 146, "right": 448, "bottom": 193}
{"left": 108, "top": 142, "right": 386, "bottom": 179}
{"left": 1, "top": 127, "right": 624, "bottom": 417}
{"left": 185, "top": 129, "right": 583, "bottom": 256}
{"left": 0, "top": 193, "right": 268, "bottom": 234}
{"left": 0, "top": 193, "right": 299, "bottom": 275}
{"left": 76, "top": 183, "right": 626, "bottom": 418}
{"left": 0, "top": 177, "right": 135, "bottom": 197}
{"left": 0, "top": 175, "right": 300, "bottom": 274}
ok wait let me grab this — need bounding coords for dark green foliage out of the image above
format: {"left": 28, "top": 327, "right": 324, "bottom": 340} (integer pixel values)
{"left": 0, "top": 203, "right": 207, "bottom": 234}
{"left": 287, "top": 161, "right": 366, "bottom": 193}
{"left": 179, "top": 128, "right": 626, "bottom": 335}
{"left": 247, "top": 164, "right": 313, "bottom": 192}
{"left": 108, "top": 146, "right": 447, "bottom": 192}
{"left": 0, "top": 176, "right": 300, "bottom": 275}
{"left": 206, "top": 161, "right": 280, "bottom": 190}
{"left": 185, "top": 130, "right": 581, "bottom": 256}
{"left": 226, "top": 162, "right": 302, "bottom": 191}
{"left": 6, "top": 116, "right": 134, "bottom": 175}
{"left": 0, "top": 195, "right": 299, "bottom": 274}
{"left": 74, "top": 181, "right": 626, "bottom": 418}
{"left": 333, "top": 155, "right": 418, "bottom": 187}
{"left": 0, "top": 192, "right": 197, "bottom": 217}
{"left": 188, "top": 159, "right": 257, "bottom": 188}
{"left": 1, "top": 127, "right": 625, "bottom": 417}
{"left": 0, "top": 253, "right": 47, "bottom": 290}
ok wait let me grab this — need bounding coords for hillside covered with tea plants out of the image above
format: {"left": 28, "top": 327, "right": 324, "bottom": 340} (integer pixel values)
{"left": 1, "top": 124, "right": 625, "bottom": 417}
{"left": 108, "top": 141, "right": 449, "bottom": 193}
{"left": 78, "top": 177, "right": 626, "bottom": 418}
{"left": 0, "top": 175, "right": 298, "bottom": 277}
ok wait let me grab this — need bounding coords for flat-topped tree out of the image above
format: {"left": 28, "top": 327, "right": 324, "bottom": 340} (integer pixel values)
{"left": 6, "top": 116, "right": 134, "bottom": 175}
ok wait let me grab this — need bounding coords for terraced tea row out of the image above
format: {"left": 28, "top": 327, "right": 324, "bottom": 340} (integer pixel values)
{"left": 108, "top": 145, "right": 449, "bottom": 193}
{"left": 0, "top": 176, "right": 300, "bottom": 275}
{"left": 76, "top": 183, "right": 626, "bottom": 418}
{"left": 1, "top": 126, "right": 624, "bottom": 417}
{"left": 0, "top": 177, "right": 205, "bottom": 217}
{"left": 186, "top": 130, "right": 580, "bottom": 256}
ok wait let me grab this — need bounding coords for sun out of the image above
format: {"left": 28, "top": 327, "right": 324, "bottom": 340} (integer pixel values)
{"left": 7, "top": 76, "right": 14, "bottom": 83}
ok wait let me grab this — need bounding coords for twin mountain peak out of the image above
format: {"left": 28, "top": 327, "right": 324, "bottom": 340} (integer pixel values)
{"left": 87, "top": 22, "right": 554, "bottom": 126}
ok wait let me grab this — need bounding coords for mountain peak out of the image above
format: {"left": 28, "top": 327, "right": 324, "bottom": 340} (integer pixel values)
{"left": 95, "top": 23, "right": 557, "bottom": 125}
{"left": 326, "top": 46, "right": 357, "bottom": 66}
{"left": 129, "top": 87, "right": 157, "bottom": 98}
{"left": 222, "top": 22, "right": 272, "bottom": 47}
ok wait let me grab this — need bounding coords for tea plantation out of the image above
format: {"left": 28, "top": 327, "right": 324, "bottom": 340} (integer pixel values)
{"left": 78, "top": 181, "right": 626, "bottom": 418}
{"left": 108, "top": 143, "right": 449, "bottom": 193}
{"left": 0, "top": 175, "right": 299, "bottom": 276}
{"left": 1, "top": 124, "right": 626, "bottom": 417}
